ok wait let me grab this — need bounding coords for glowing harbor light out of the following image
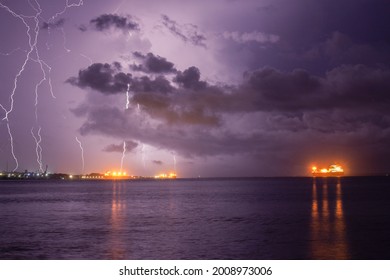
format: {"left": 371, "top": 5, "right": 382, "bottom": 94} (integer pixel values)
{"left": 104, "top": 170, "right": 129, "bottom": 178}
{"left": 154, "top": 172, "right": 177, "bottom": 179}
{"left": 311, "top": 164, "right": 344, "bottom": 176}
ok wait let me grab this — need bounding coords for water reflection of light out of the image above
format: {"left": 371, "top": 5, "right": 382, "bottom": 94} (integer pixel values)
{"left": 312, "top": 181, "right": 318, "bottom": 219}
{"left": 110, "top": 181, "right": 127, "bottom": 259}
{"left": 322, "top": 181, "right": 329, "bottom": 218}
{"left": 310, "top": 178, "right": 349, "bottom": 259}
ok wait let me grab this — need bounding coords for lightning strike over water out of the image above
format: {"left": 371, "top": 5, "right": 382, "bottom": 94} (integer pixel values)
{"left": 120, "top": 141, "right": 126, "bottom": 172}
{"left": 173, "top": 154, "right": 177, "bottom": 172}
{"left": 6, "top": 122, "right": 18, "bottom": 172}
{"left": 75, "top": 136, "right": 85, "bottom": 173}
{"left": 141, "top": 143, "right": 146, "bottom": 169}
{"left": 31, "top": 127, "right": 44, "bottom": 173}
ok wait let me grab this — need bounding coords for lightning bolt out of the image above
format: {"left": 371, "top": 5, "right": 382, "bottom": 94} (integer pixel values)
{"left": 49, "top": 0, "right": 84, "bottom": 22}
{"left": 31, "top": 127, "right": 44, "bottom": 173}
{"left": 60, "top": 27, "right": 71, "bottom": 53}
{"left": 120, "top": 141, "right": 126, "bottom": 172}
{"left": 6, "top": 122, "right": 18, "bottom": 172}
{"left": 0, "top": 2, "right": 40, "bottom": 171}
{"left": 75, "top": 136, "right": 85, "bottom": 174}
{"left": 0, "top": 3, "right": 35, "bottom": 122}
{"left": 0, "top": 1, "right": 84, "bottom": 172}
{"left": 173, "top": 154, "right": 177, "bottom": 172}
{"left": 80, "top": 53, "right": 93, "bottom": 65}
{"left": 125, "top": 83, "right": 131, "bottom": 110}
{"left": 141, "top": 143, "right": 146, "bottom": 169}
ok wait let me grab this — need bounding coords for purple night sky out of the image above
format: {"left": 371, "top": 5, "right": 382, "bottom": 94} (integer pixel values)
{"left": 1, "top": 0, "right": 390, "bottom": 177}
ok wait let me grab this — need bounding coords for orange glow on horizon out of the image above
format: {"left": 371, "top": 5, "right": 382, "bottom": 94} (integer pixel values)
{"left": 311, "top": 164, "right": 345, "bottom": 176}
{"left": 105, "top": 170, "right": 129, "bottom": 178}
{"left": 154, "top": 172, "right": 177, "bottom": 179}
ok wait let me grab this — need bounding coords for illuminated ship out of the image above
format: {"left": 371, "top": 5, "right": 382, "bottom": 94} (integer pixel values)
{"left": 311, "top": 164, "right": 344, "bottom": 177}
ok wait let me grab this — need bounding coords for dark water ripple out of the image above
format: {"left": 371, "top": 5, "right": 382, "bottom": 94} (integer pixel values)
{"left": 0, "top": 177, "right": 389, "bottom": 259}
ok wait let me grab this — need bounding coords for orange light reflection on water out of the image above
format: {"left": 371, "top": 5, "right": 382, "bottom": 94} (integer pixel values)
{"left": 310, "top": 178, "right": 349, "bottom": 259}
{"left": 109, "top": 181, "right": 127, "bottom": 259}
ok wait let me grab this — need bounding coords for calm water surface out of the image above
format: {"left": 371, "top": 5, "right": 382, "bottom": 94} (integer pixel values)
{"left": 0, "top": 177, "right": 389, "bottom": 259}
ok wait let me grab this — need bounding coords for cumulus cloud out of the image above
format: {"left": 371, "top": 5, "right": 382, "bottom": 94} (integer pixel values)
{"left": 223, "top": 31, "right": 279, "bottom": 44}
{"left": 66, "top": 62, "right": 131, "bottom": 94}
{"left": 131, "top": 52, "right": 177, "bottom": 74}
{"left": 161, "top": 14, "right": 207, "bottom": 48}
{"left": 89, "top": 14, "right": 139, "bottom": 32}
{"left": 174, "top": 66, "right": 207, "bottom": 90}
{"left": 103, "top": 140, "right": 138, "bottom": 153}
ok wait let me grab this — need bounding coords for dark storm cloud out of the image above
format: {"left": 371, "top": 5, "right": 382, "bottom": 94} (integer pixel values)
{"left": 130, "top": 75, "right": 174, "bottom": 94}
{"left": 103, "top": 140, "right": 138, "bottom": 153}
{"left": 90, "top": 14, "right": 139, "bottom": 32}
{"left": 132, "top": 64, "right": 390, "bottom": 118}
{"left": 69, "top": 57, "right": 390, "bottom": 128}
{"left": 174, "top": 66, "right": 207, "bottom": 90}
{"left": 77, "top": 106, "right": 262, "bottom": 157}
{"left": 66, "top": 63, "right": 132, "bottom": 94}
{"left": 230, "top": 65, "right": 390, "bottom": 113}
{"left": 152, "top": 160, "right": 163, "bottom": 165}
{"left": 134, "top": 94, "right": 220, "bottom": 126}
{"left": 41, "top": 18, "right": 65, "bottom": 30}
{"left": 161, "top": 14, "right": 206, "bottom": 48}
{"left": 131, "top": 52, "right": 177, "bottom": 74}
